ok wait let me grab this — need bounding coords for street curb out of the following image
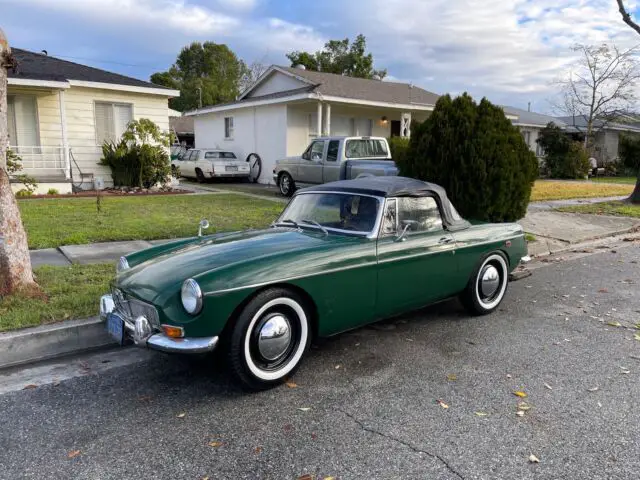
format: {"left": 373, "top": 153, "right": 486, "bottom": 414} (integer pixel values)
{"left": 528, "top": 229, "right": 640, "bottom": 258}
{"left": 0, "top": 317, "right": 116, "bottom": 370}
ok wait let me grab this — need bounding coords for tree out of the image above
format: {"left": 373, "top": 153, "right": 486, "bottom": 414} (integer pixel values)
{"left": 556, "top": 43, "right": 640, "bottom": 151}
{"left": 151, "top": 42, "right": 247, "bottom": 112}
{"left": 617, "top": 134, "right": 640, "bottom": 203}
{"left": 0, "top": 28, "right": 37, "bottom": 295}
{"left": 239, "top": 59, "right": 268, "bottom": 94}
{"left": 286, "top": 34, "right": 387, "bottom": 79}
{"left": 398, "top": 94, "right": 538, "bottom": 222}
{"left": 536, "top": 122, "right": 590, "bottom": 179}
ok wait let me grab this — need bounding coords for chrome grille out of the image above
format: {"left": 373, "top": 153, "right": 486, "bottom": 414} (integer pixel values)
{"left": 111, "top": 287, "right": 160, "bottom": 328}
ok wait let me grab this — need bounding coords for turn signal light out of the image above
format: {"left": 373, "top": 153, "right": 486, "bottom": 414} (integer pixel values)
{"left": 162, "top": 324, "right": 184, "bottom": 338}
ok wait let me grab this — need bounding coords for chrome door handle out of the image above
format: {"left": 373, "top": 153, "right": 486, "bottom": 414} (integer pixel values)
{"left": 438, "top": 237, "right": 454, "bottom": 244}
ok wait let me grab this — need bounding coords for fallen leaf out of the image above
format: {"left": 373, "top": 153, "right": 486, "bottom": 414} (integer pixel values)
{"left": 635, "top": 334, "right": 640, "bottom": 341}
{"left": 447, "top": 373, "right": 457, "bottom": 381}
{"left": 285, "top": 381, "right": 298, "bottom": 389}
{"left": 506, "top": 374, "right": 512, "bottom": 379}
{"left": 22, "top": 384, "right": 38, "bottom": 390}
{"left": 311, "top": 432, "right": 317, "bottom": 440}
{"left": 176, "top": 412, "right": 186, "bottom": 418}
{"left": 598, "top": 288, "right": 609, "bottom": 293}
{"left": 436, "top": 399, "right": 449, "bottom": 409}
{"left": 208, "top": 441, "right": 223, "bottom": 448}
{"left": 544, "top": 383, "right": 553, "bottom": 390}
{"left": 67, "top": 450, "right": 81, "bottom": 459}
{"left": 529, "top": 454, "right": 540, "bottom": 463}
{"left": 296, "top": 475, "right": 314, "bottom": 480}
{"left": 587, "top": 386, "right": 599, "bottom": 392}
{"left": 324, "top": 477, "right": 336, "bottom": 480}
{"left": 335, "top": 364, "right": 341, "bottom": 369}
{"left": 517, "top": 402, "right": 531, "bottom": 411}
{"left": 513, "top": 391, "right": 528, "bottom": 398}
{"left": 254, "top": 446, "right": 262, "bottom": 454}
{"left": 562, "top": 294, "right": 570, "bottom": 298}
{"left": 297, "top": 407, "right": 311, "bottom": 412}
{"left": 202, "top": 477, "right": 209, "bottom": 480}
{"left": 138, "top": 395, "right": 152, "bottom": 402}
{"left": 475, "top": 411, "right": 489, "bottom": 417}
{"left": 516, "top": 410, "right": 525, "bottom": 417}
{"left": 607, "top": 321, "right": 622, "bottom": 328}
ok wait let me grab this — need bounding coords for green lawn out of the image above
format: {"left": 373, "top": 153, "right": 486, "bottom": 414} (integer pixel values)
{"left": 19, "top": 193, "right": 283, "bottom": 249}
{"left": 531, "top": 180, "right": 633, "bottom": 201}
{"left": 558, "top": 201, "right": 640, "bottom": 218}
{"left": 0, "top": 264, "right": 112, "bottom": 331}
{"left": 590, "top": 177, "right": 637, "bottom": 185}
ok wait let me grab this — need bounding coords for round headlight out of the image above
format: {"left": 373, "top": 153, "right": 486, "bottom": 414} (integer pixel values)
{"left": 181, "top": 278, "right": 203, "bottom": 315}
{"left": 116, "top": 256, "right": 130, "bottom": 273}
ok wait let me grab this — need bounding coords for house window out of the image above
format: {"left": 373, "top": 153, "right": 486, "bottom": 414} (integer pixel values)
{"left": 95, "top": 102, "right": 133, "bottom": 144}
{"left": 224, "top": 117, "right": 234, "bottom": 139}
{"left": 522, "top": 130, "right": 531, "bottom": 146}
{"left": 7, "top": 95, "right": 40, "bottom": 149}
{"left": 536, "top": 143, "right": 545, "bottom": 157}
{"left": 355, "top": 118, "right": 373, "bottom": 136}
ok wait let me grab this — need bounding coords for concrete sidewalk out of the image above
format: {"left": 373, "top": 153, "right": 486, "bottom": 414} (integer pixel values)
{"left": 527, "top": 195, "right": 628, "bottom": 212}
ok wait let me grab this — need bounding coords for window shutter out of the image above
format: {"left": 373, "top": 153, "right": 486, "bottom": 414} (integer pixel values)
{"left": 114, "top": 104, "right": 133, "bottom": 139}
{"left": 95, "top": 102, "right": 115, "bottom": 144}
{"left": 8, "top": 95, "right": 39, "bottom": 149}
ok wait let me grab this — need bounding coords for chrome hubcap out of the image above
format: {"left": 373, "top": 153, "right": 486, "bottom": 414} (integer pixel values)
{"left": 480, "top": 265, "right": 500, "bottom": 298}
{"left": 258, "top": 314, "right": 292, "bottom": 361}
{"left": 281, "top": 177, "right": 290, "bottom": 192}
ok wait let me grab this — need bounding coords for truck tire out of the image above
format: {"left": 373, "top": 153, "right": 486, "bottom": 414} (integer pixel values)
{"left": 278, "top": 172, "right": 295, "bottom": 197}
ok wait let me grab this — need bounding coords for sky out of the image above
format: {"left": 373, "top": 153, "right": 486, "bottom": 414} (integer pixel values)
{"left": 3, "top": 0, "right": 640, "bottom": 114}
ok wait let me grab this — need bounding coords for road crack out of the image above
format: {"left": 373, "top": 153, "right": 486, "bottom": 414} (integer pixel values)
{"left": 337, "top": 408, "right": 465, "bottom": 480}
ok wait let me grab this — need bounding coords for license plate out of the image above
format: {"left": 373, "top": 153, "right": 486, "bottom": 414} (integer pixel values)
{"left": 106, "top": 312, "right": 125, "bottom": 345}
{"left": 225, "top": 166, "right": 238, "bottom": 172}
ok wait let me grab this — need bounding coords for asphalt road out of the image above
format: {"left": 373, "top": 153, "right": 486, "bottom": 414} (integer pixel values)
{"left": 1, "top": 245, "right": 639, "bottom": 480}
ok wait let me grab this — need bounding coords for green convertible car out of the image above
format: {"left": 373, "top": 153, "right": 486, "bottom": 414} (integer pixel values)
{"left": 100, "top": 177, "right": 529, "bottom": 389}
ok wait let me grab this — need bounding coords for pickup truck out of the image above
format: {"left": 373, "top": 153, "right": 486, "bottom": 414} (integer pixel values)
{"left": 273, "top": 136, "right": 398, "bottom": 196}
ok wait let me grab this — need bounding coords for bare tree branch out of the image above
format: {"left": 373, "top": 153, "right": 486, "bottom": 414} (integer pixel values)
{"left": 616, "top": 0, "right": 640, "bottom": 35}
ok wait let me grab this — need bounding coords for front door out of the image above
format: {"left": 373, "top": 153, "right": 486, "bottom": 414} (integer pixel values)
{"left": 298, "top": 140, "right": 325, "bottom": 185}
{"left": 376, "top": 196, "right": 459, "bottom": 319}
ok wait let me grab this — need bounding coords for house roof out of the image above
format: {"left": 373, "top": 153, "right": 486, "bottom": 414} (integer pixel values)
{"left": 8, "top": 48, "right": 177, "bottom": 95}
{"left": 276, "top": 66, "right": 440, "bottom": 106}
{"left": 502, "top": 106, "right": 566, "bottom": 128}
{"left": 556, "top": 115, "right": 640, "bottom": 133}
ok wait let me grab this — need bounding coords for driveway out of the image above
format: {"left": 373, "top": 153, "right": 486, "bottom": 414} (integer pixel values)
{"left": 1, "top": 245, "right": 639, "bottom": 479}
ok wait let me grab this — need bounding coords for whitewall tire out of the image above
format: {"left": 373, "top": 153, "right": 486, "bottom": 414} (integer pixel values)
{"left": 228, "top": 288, "right": 310, "bottom": 390}
{"left": 461, "top": 252, "right": 509, "bottom": 315}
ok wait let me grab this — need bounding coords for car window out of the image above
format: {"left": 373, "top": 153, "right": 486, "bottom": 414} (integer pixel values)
{"left": 310, "top": 141, "right": 325, "bottom": 160}
{"left": 221, "top": 152, "right": 237, "bottom": 159}
{"left": 397, "top": 197, "right": 443, "bottom": 233}
{"left": 326, "top": 140, "right": 339, "bottom": 162}
{"left": 345, "top": 139, "right": 389, "bottom": 158}
{"left": 381, "top": 199, "right": 398, "bottom": 236}
{"left": 187, "top": 150, "right": 199, "bottom": 161}
{"left": 204, "top": 151, "right": 220, "bottom": 159}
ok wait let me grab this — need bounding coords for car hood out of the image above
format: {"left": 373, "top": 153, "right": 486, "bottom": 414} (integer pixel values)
{"left": 116, "top": 228, "right": 335, "bottom": 302}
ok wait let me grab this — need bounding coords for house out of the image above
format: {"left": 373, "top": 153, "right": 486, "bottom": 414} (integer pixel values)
{"left": 185, "top": 65, "right": 440, "bottom": 184}
{"left": 7, "top": 48, "right": 179, "bottom": 193}
{"left": 169, "top": 111, "right": 194, "bottom": 148}
{"left": 555, "top": 115, "right": 640, "bottom": 165}
{"left": 503, "top": 106, "right": 566, "bottom": 158}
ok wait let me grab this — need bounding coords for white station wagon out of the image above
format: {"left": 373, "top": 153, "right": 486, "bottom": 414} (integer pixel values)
{"left": 172, "top": 149, "right": 250, "bottom": 182}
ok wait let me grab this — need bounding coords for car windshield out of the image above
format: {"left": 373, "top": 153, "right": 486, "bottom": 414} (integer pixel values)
{"left": 275, "top": 193, "right": 381, "bottom": 235}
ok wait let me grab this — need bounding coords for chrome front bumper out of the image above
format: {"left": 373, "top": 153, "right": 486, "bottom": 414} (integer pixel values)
{"left": 100, "top": 294, "right": 218, "bottom": 354}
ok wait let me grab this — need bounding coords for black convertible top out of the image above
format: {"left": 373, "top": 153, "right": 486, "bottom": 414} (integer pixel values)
{"left": 300, "top": 176, "right": 470, "bottom": 231}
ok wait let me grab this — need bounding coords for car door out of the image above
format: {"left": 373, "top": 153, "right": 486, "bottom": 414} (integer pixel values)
{"left": 322, "top": 139, "right": 341, "bottom": 183}
{"left": 182, "top": 149, "right": 198, "bottom": 177}
{"left": 375, "top": 196, "right": 459, "bottom": 319}
{"left": 297, "top": 140, "right": 325, "bottom": 185}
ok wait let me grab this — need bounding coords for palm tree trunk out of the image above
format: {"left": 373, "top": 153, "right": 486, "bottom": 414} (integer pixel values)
{"left": 0, "top": 28, "right": 37, "bottom": 295}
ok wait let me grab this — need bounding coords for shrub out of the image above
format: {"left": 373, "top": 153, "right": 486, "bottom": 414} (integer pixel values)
{"left": 47, "top": 188, "right": 60, "bottom": 195}
{"left": 537, "top": 123, "right": 590, "bottom": 179}
{"left": 388, "top": 136, "right": 410, "bottom": 166}
{"left": 7, "top": 149, "right": 38, "bottom": 195}
{"left": 99, "top": 119, "right": 172, "bottom": 188}
{"left": 398, "top": 93, "right": 538, "bottom": 222}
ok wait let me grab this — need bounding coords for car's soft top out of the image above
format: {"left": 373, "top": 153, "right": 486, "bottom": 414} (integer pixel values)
{"left": 299, "top": 176, "right": 470, "bottom": 231}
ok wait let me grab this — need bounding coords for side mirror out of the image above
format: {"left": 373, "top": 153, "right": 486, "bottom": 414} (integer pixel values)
{"left": 395, "top": 220, "right": 418, "bottom": 242}
{"left": 198, "top": 219, "right": 210, "bottom": 237}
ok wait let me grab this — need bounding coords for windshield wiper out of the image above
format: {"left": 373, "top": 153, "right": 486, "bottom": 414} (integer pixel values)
{"left": 301, "top": 219, "right": 329, "bottom": 236}
{"left": 277, "top": 218, "right": 299, "bottom": 228}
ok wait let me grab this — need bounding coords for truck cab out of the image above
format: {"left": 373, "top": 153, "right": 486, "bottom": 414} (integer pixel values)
{"left": 273, "top": 136, "right": 397, "bottom": 196}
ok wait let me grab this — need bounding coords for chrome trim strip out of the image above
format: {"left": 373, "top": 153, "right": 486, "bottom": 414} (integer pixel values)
{"left": 204, "top": 260, "right": 378, "bottom": 296}
{"left": 147, "top": 334, "right": 219, "bottom": 354}
{"left": 376, "top": 246, "right": 456, "bottom": 265}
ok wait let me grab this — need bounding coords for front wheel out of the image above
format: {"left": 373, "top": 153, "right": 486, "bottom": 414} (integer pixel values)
{"left": 278, "top": 172, "right": 295, "bottom": 197}
{"left": 460, "top": 252, "right": 509, "bottom": 315}
{"left": 195, "top": 168, "right": 206, "bottom": 183}
{"left": 227, "top": 288, "right": 311, "bottom": 390}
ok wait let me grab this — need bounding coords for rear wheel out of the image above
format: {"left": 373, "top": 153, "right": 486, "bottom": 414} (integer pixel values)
{"left": 227, "top": 288, "right": 311, "bottom": 390}
{"left": 460, "top": 252, "right": 509, "bottom": 315}
{"left": 278, "top": 172, "right": 295, "bottom": 197}
{"left": 246, "top": 153, "right": 262, "bottom": 183}
{"left": 195, "top": 168, "right": 206, "bottom": 183}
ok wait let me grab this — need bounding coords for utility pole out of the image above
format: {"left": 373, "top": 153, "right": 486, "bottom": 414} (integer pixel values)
{"left": 196, "top": 86, "right": 202, "bottom": 109}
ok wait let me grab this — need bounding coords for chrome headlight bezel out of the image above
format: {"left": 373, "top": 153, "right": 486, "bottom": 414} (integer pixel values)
{"left": 116, "top": 256, "right": 130, "bottom": 273}
{"left": 181, "top": 278, "right": 203, "bottom": 315}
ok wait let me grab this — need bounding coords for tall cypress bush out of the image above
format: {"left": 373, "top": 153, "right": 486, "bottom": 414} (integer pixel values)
{"left": 397, "top": 93, "right": 538, "bottom": 222}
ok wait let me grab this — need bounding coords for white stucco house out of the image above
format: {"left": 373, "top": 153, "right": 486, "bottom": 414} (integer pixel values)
{"left": 7, "top": 48, "right": 179, "bottom": 193}
{"left": 184, "top": 65, "right": 440, "bottom": 184}
{"left": 503, "top": 106, "right": 566, "bottom": 159}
